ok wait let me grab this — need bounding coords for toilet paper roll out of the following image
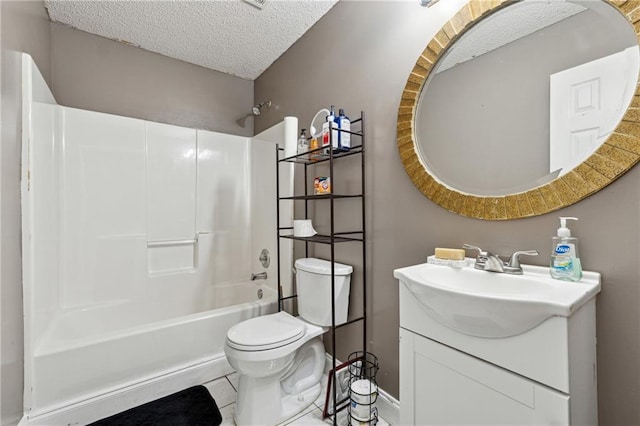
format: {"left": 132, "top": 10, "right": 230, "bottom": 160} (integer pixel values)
{"left": 350, "top": 379, "right": 378, "bottom": 421}
{"left": 293, "top": 220, "right": 317, "bottom": 237}
{"left": 350, "top": 405, "right": 378, "bottom": 425}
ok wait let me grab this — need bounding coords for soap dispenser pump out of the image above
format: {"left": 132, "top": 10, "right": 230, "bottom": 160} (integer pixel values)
{"left": 550, "top": 217, "right": 582, "bottom": 282}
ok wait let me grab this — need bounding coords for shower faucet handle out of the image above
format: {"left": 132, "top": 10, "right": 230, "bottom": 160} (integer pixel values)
{"left": 251, "top": 272, "right": 267, "bottom": 281}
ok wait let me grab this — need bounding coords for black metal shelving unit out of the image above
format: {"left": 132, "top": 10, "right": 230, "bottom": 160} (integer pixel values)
{"left": 275, "top": 112, "right": 366, "bottom": 426}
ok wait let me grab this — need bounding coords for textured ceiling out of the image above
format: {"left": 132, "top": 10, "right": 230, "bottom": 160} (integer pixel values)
{"left": 44, "top": 0, "right": 338, "bottom": 80}
{"left": 437, "top": 1, "right": 586, "bottom": 73}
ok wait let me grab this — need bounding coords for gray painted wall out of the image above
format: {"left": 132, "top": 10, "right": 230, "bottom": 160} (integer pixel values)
{"left": 50, "top": 23, "right": 254, "bottom": 136}
{"left": 255, "top": 2, "right": 640, "bottom": 424}
{"left": 1, "top": 2, "right": 51, "bottom": 424}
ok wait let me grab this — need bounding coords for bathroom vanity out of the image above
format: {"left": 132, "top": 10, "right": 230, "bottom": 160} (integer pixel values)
{"left": 395, "top": 262, "right": 601, "bottom": 425}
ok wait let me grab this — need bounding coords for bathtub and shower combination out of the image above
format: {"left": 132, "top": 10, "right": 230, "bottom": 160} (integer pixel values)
{"left": 20, "top": 55, "right": 296, "bottom": 425}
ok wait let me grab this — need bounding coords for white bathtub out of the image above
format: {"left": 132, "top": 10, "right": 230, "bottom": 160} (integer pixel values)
{"left": 26, "top": 281, "right": 276, "bottom": 424}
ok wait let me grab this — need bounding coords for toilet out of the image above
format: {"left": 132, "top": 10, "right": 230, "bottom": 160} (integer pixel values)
{"left": 224, "top": 258, "right": 353, "bottom": 426}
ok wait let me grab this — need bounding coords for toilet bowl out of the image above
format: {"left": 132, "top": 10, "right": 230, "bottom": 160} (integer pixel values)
{"left": 224, "top": 311, "right": 326, "bottom": 425}
{"left": 224, "top": 258, "right": 353, "bottom": 426}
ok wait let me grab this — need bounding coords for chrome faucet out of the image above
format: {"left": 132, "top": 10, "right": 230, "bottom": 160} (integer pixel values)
{"left": 463, "top": 244, "right": 539, "bottom": 275}
{"left": 251, "top": 272, "right": 267, "bottom": 281}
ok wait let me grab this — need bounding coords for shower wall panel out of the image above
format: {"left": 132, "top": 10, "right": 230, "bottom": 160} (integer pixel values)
{"left": 251, "top": 117, "right": 297, "bottom": 301}
{"left": 28, "top": 103, "right": 262, "bottom": 322}
{"left": 146, "top": 122, "right": 198, "bottom": 274}
{"left": 196, "top": 131, "right": 251, "bottom": 286}
{"left": 60, "top": 108, "right": 147, "bottom": 309}
{"left": 29, "top": 103, "right": 61, "bottom": 344}
{"left": 146, "top": 122, "right": 197, "bottom": 242}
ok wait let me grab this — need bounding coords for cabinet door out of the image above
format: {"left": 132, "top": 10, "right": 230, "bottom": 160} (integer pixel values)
{"left": 400, "top": 329, "right": 570, "bottom": 425}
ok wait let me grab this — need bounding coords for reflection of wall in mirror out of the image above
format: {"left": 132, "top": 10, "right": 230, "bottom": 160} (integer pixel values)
{"left": 416, "top": 7, "right": 637, "bottom": 196}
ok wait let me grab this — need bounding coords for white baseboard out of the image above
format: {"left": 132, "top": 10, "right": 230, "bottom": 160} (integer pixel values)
{"left": 376, "top": 387, "right": 400, "bottom": 426}
{"left": 323, "top": 353, "right": 399, "bottom": 426}
{"left": 19, "top": 355, "right": 234, "bottom": 426}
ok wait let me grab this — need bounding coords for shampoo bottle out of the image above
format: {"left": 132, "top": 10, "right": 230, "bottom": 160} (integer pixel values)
{"left": 335, "top": 108, "right": 350, "bottom": 151}
{"left": 550, "top": 217, "right": 582, "bottom": 282}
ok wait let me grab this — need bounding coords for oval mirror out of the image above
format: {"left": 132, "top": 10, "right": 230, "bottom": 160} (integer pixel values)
{"left": 398, "top": 0, "right": 640, "bottom": 220}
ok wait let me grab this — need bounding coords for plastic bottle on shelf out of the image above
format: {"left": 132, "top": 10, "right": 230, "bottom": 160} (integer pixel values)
{"left": 297, "top": 128, "right": 309, "bottom": 155}
{"left": 309, "top": 137, "right": 319, "bottom": 162}
{"left": 335, "top": 108, "right": 351, "bottom": 151}
{"left": 322, "top": 105, "right": 338, "bottom": 155}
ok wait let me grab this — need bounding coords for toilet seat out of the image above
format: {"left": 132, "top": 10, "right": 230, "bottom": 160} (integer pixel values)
{"left": 224, "top": 311, "right": 329, "bottom": 425}
{"left": 226, "top": 312, "right": 305, "bottom": 351}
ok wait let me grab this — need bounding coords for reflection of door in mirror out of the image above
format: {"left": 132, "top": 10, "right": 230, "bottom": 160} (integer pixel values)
{"left": 550, "top": 46, "right": 640, "bottom": 176}
{"left": 415, "top": 1, "right": 639, "bottom": 196}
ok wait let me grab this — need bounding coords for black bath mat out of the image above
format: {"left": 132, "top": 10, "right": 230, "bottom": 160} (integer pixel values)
{"left": 90, "top": 385, "right": 222, "bottom": 426}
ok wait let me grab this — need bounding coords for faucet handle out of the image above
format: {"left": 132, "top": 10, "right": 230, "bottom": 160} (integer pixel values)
{"left": 251, "top": 272, "right": 268, "bottom": 281}
{"left": 462, "top": 244, "right": 487, "bottom": 257}
{"left": 507, "top": 250, "right": 539, "bottom": 269}
{"left": 463, "top": 244, "right": 492, "bottom": 270}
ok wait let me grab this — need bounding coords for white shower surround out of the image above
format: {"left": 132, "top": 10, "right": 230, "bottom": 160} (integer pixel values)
{"left": 20, "top": 55, "right": 296, "bottom": 424}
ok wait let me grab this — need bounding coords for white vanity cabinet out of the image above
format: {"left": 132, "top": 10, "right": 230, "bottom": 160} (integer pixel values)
{"left": 400, "top": 329, "right": 570, "bottom": 425}
{"left": 396, "top": 265, "right": 599, "bottom": 426}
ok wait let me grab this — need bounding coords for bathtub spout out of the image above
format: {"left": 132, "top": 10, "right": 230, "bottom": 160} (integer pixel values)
{"left": 251, "top": 272, "right": 267, "bottom": 281}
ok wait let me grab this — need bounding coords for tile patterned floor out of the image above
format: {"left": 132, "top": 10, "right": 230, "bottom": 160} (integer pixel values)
{"left": 203, "top": 372, "right": 390, "bottom": 426}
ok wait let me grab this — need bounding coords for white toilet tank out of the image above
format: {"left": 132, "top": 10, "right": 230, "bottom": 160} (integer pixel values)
{"left": 295, "top": 258, "right": 353, "bottom": 326}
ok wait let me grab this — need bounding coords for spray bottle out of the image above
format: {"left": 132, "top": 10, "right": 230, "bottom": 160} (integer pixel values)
{"left": 550, "top": 217, "right": 582, "bottom": 282}
{"left": 322, "top": 105, "right": 337, "bottom": 154}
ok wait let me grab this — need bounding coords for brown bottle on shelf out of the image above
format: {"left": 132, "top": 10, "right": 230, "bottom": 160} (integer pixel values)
{"left": 309, "top": 137, "right": 319, "bottom": 162}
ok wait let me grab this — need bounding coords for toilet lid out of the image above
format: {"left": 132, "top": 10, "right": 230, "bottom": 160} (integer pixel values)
{"left": 226, "top": 312, "right": 305, "bottom": 351}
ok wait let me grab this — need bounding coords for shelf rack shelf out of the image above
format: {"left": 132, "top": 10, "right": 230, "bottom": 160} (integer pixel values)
{"left": 278, "top": 234, "right": 364, "bottom": 244}
{"left": 275, "top": 112, "right": 366, "bottom": 426}
{"left": 279, "top": 143, "right": 364, "bottom": 165}
{"left": 278, "top": 193, "right": 363, "bottom": 201}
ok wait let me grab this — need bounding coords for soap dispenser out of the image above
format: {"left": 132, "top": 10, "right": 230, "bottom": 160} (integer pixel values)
{"left": 297, "top": 128, "right": 308, "bottom": 155}
{"left": 550, "top": 217, "right": 582, "bottom": 282}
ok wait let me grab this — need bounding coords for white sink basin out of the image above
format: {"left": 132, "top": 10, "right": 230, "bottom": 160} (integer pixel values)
{"left": 394, "top": 261, "right": 601, "bottom": 338}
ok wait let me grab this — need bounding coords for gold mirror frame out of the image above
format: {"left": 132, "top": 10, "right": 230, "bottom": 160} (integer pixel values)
{"left": 397, "top": 0, "right": 640, "bottom": 220}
